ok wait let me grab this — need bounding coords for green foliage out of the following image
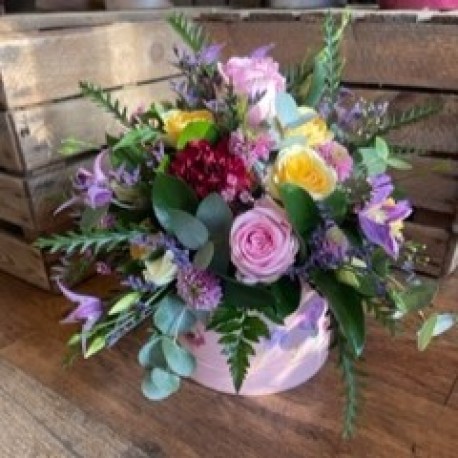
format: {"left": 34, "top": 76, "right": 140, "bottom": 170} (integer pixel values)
{"left": 279, "top": 183, "right": 320, "bottom": 241}
{"left": 162, "top": 337, "right": 196, "bottom": 377}
{"left": 379, "top": 102, "right": 441, "bottom": 135}
{"left": 337, "top": 332, "right": 360, "bottom": 439}
{"left": 193, "top": 241, "right": 215, "bottom": 269}
{"left": 138, "top": 336, "right": 166, "bottom": 369}
{"left": 357, "top": 136, "right": 390, "bottom": 176}
{"left": 176, "top": 120, "right": 219, "bottom": 150}
{"left": 208, "top": 306, "right": 269, "bottom": 392}
{"left": 153, "top": 294, "right": 197, "bottom": 336}
{"left": 85, "top": 336, "right": 106, "bottom": 358}
{"left": 418, "top": 313, "right": 457, "bottom": 351}
{"left": 109, "top": 292, "right": 141, "bottom": 316}
{"left": 152, "top": 172, "right": 199, "bottom": 231}
{"left": 167, "top": 12, "right": 209, "bottom": 52}
{"left": 322, "top": 12, "right": 345, "bottom": 105}
{"left": 285, "top": 54, "right": 315, "bottom": 101}
{"left": 112, "top": 125, "right": 158, "bottom": 152}
{"left": 365, "top": 298, "right": 396, "bottom": 336}
{"left": 35, "top": 228, "right": 144, "bottom": 255}
{"left": 312, "top": 270, "right": 365, "bottom": 357}
{"left": 80, "top": 81, "right": 131, "bottom": 128}
{"left": 167, "top": 208, "right": 209, "bottom": 250}
{"left": 59, "top": 137, "right": 99, "bottom": 156}
{"left": 391, "top": 279, "right": 438, "bottom": 316}
{"left": 323, "top": 189, "right": 348, "bottom": 224}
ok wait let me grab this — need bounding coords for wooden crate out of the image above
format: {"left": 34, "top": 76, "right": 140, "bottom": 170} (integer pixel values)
{"left": 0, "top": 13, "right": 178, "bottom": 288}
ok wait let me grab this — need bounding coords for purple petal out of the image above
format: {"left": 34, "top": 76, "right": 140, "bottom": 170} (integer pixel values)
{"left": 385, "top": 200, "right": 412, "bottom": 222}
{"left": 359, "top": 213, "right": 398, "bottom": 258}
{"left": 199, "top": 44, "right": 224, "bottom": 64}
{"left": 86, "top": 185, "right": 112, "bottom": 209}
{"left": 53, "top": 195, "right": 81, "bottom": 215}
{"left": 250, "top": 43, "right": 275, "bottom": 59}
{"left": 92, "top": 150, "right": 109, "bottom": 184}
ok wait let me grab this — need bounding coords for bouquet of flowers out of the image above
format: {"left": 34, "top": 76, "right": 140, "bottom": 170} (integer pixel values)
{"left": 37, "top": 13, "right": 457, "bottom": 436}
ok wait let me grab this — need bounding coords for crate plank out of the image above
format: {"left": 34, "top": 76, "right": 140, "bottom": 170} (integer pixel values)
{"left": 0, "top": 173, "right": 32, "bottom": 228}
{"left": 355, "top": 91, "right": 458, "bottom": 157}
{"left": 0, "top": 227, "right": 50, "bottom": 289}
{"left": 204, "top": 18, "right": 458, "bottom": 90}
{"left": 392, "top": 157, "right": 458, "bottom": 216}
{"left": 0, "top": 21, "right": 179, "bottom": 108}
{"left": 0, "top": 155, "right": 94, "bottom": 231}
{"left": 2, "top": 79, "right": 174, "bottom": 173}
{"left": 404, "top": 222, "right": 450, "bottom": 277}
{"left": 0, "top": 111, "right": 22, "bottom": 171}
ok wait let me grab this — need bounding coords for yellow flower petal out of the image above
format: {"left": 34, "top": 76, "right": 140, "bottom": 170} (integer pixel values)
{"left": 163, "top": 109, "right": 214, "bottom": 146}
{"left": 285, "top": 107, "right": 333, "bottom": 147}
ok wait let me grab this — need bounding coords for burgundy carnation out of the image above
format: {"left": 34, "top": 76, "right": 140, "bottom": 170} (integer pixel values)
{"left": 169, "top": 138, "right": 251, "bottom": 201}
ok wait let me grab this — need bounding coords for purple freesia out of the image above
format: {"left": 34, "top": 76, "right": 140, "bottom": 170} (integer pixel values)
{"left": 58, "top": 280, "right": 103, "bottom": 354}
{"left": 358, "top": 174, "right": 412, "bottom": 259}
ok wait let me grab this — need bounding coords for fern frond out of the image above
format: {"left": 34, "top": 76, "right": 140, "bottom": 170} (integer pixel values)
{"left": 167, "top": 12, "right": 209, "bottom": 53}
{"left": 337, "top": 332, "right": 360, "bottom": 439}
{"left": 80, "top": 81, "right": 131, "bottom": 128}
{"left": 35, "top": 228, "right": 145, "bottom": 256}
{"left": 285, "top": 54, "right": 314, "bottom": 95}
{"left": 380, "top": 103, "right": 441, "bottom": 134}
{"left": 322, "top": 12, "right": 346, "bottom": 105}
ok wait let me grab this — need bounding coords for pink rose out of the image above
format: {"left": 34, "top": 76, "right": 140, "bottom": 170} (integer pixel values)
{"left": 317, "top": 141, "right": 353, "bottom": 183}
{"left": 230, "top": 198, "right": 299, "bottom": 284}
{"left": 218, "top": 56, "right": 285, "bottom": 126}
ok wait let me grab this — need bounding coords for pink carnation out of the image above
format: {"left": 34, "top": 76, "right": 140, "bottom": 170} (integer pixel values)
{"left": 218, "top": 55, "right": 285, "bottom": 126}
{"left": 317, "top": 141, "right": 353, "bottom": 182}
{"left": 230, "top": 198, "right": 299, "bottom": 284}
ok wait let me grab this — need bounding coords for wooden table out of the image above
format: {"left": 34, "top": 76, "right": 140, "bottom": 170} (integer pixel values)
{"left": 0, "top": 270, "right": 457, "bottom": 457}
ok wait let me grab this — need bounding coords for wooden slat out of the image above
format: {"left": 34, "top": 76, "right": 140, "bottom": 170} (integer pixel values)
{"left": 356, "top": 90, "right": 458, "bottom": 157}
{"left": 204, "top": 17, "right": 458, "bottom": 90}
{"left": 3, "top": 79, "right": 174, "bottom": 172}
{"left": 0, "top": 172, "right": 32, "bottom": 228}
{"left": 0, "top": 21, "right": 178, "bottom": 108}
{"left": 392, "top": 157, "right": 458, "bottom": 216}
{"left": 0, "top": 227, "right": 50, "bottom": 289}
{"left": 404, "top": 222, "right": 450, "bottom": 277}
{"left": 0, "top": 111, "right": 22, "bottom": 171}
{"left": 0, "top": 154, "right": 94, "bottom": 230}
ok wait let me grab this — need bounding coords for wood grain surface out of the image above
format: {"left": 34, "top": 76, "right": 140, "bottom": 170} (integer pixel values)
{"left": 0, "top": 271, "right": 456, "bottom": 457}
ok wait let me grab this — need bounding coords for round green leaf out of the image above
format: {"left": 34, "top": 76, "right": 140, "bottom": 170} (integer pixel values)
{"left": 153, "top": 295, "right": 197, "bottom": 336}
{"left": 193, "top": 241, "right": 214, "bottom": 269}
{"left": 168, "top": 209, "right": 209, "bottom": 250}
{"left": 138, "top": 336, "right": 166, "bottom": 369}
{"left": 162, "top": 337, "right": 196, "bottom": 377}
{"left": 141, "top": 373, "right": 173, "bottom": 401}
{"left": 151, "top": 367, "right": 180, "bottom": 394}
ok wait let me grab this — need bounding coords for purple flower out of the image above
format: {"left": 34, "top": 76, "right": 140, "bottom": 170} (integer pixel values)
{"left": 57, "top": 280, "right": 103, "bottom": 354}
{"left": 358, "top": 174, "right": 412, "bottom": 259}
{"left": 176, "top": 266, "right": 222, "bottom": 311}
{"left": 229, "top": 129, "right": 274, "bottom": 167}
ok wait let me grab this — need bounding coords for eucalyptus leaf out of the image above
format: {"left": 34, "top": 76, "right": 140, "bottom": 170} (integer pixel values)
{"left": 138, "top": 336, "right": 166, "bottom": 369}
{"left": 386, "top": 156, "right": 412, "bottom": 170}
{"left": 162, "top": 337, "right": 196, "bottom": 377}
{"left": 168, "top": 208, "right": 209, "bottom": 250}
{"left": 141, "top": 373, "right": 173, "bottom": 401}
{"left": 433, "top": 313, "right": 457, "bottom": 337}
{"left": 109, "top": 292, "right": 141, "bottom": 316}
{"left": 193, "top": 241, "right": 215, "bottom": 269}
{"left": 152, "top": 173, "right": 198, "bottom": 231}
{"left": 153, "top": 295, "right": 197, "bottom": 336}
{"left": 151, "top": 367, "right": 181, "bottom": 394}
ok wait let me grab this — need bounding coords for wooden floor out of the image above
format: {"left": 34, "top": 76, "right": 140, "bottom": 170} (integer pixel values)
{"left": 0, "top": 272, "right": 456, "bottom": 458}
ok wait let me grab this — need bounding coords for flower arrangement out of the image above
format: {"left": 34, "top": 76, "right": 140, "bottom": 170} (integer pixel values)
{"left": 37, "top": 13, "right": 457, "bottom": 437}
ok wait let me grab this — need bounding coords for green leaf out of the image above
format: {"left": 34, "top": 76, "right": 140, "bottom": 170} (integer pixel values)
{"left": 303, "top": 56, "right": 326, "bottom": 108}
{"left": 222, "top": 277, "right": 275, "bottom": 312}
{"left": 269, "top": 276, "right": 302, "bottom": 322}
{"left": 323, "top": 189, "right": 348, "bottom": 223}
{"left": 109, "top": 292, "right": 141, "bottom": 316}
{"left": 312, "top": 270, "right": 365, "bottom": 357}
{"left": 417, "top": 314, "right": 438, "bottom": 351}
{"left": 113, "top": 125, "right": 157, "bottom": 151}
{"left": 396, "top": 280, "right": 438, "bottom": 313}
{"left": 242, "top": 316, "right": 269, "bottom": 343}
{"left": 196, "top": 193, "right": 233, "bottom": 273}
{"left": 433, "top": 313, "right": 457, "bottom": 337}
{"left": 386, "top": 156, "right": 412, "bottom": 170}
{"left": 84, "top": 336, "right": 105, "bottom": 358}
{"left": 67, "top": 334, "right": 82, "bottom": 347}
{"left": 152, "top": 173, "right": 198, "bottom": 231}
{"left": 176, "top": 121, "right": 219, "bottom": 150}
{"left": 336, "top": 268, "right": 379, "bottom": 297}
{"left": 193, "top": 241, "right": 214, "bottom": 269}
{"left": 358, "top": 137, "right": 390, "bottom": 177}
{"left": 162, "top": 337, "right": 196, "bottom": 377}
{"left": 279, "top": 183, "right": 320, "bottom": 241}
{"left": 168, "top": 209, "right": 209, "bottom": 250}
{"left": 371, "top": 249, "right": 391, "bottom": 276}
{"left": 153, "top": 295, "right": 197, "bottom": 336}
{"left": 167, "top": 12, "right": 209, "bottom": 52}
{"left": 138, "top": 336, "right": 166, "bottom": 369}
{"left": 141, "top": 373, "right": 173, "bottom": 401}
{"left": 79, "top": 206, "right": 108, "bottom": 231}
{"left": 151, "top": 367, "right": 180, "bottom": 394}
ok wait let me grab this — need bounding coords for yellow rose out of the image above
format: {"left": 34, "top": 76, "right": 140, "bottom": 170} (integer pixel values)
{"left": 162, "top": 109, "right": 214, "bottom": 145}
{"left": 268, "top": 144, "right": 337, "bottom": 200}
{"left": 143, "top": 250, "right": 177, "bottom": 286}
{"left": 285, "top": 107, "right": 333, "bottom": 147}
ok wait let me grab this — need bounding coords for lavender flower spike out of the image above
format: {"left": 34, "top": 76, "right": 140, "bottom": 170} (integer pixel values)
{"left": 358, "top": 174, "right": 412, "bottom": 259}
{"left": 57, "top": 280, "right": 103, "bottom": 355}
